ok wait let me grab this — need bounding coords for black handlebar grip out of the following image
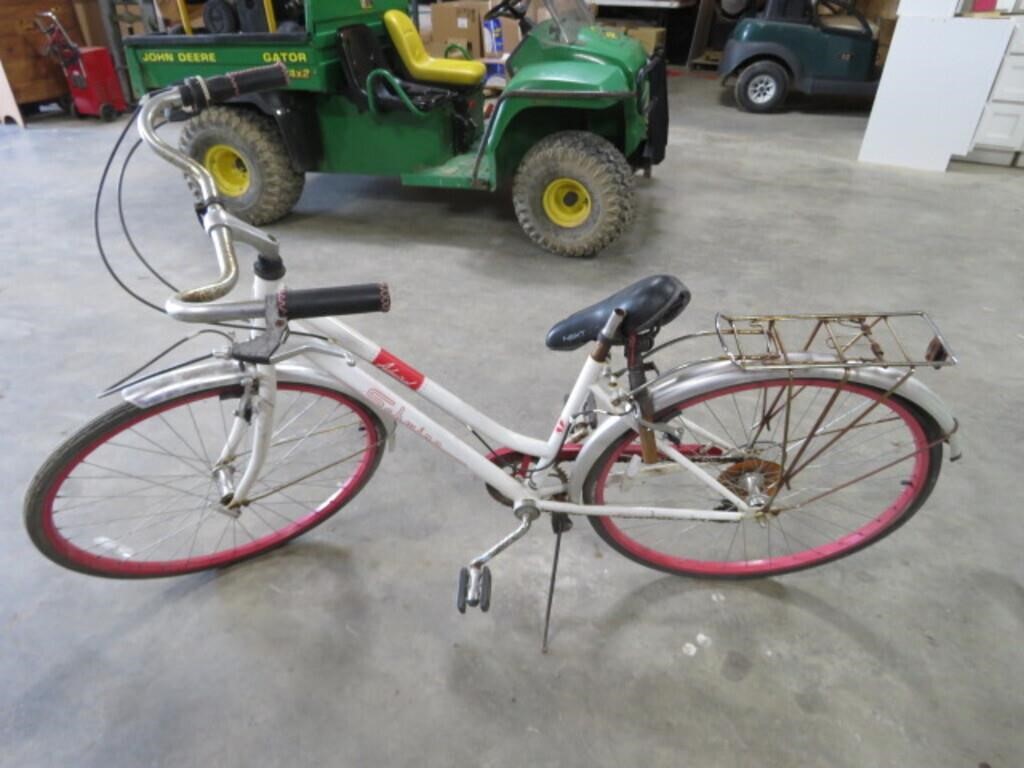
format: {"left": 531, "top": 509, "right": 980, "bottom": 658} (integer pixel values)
{"left": 280, "top": 284, "right": 391, "bottom": 320}
{"left": 179, "top": 62, "right": 290, "bottom": 111}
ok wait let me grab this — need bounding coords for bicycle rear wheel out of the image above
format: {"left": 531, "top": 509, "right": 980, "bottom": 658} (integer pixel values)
{"left": 584, "top": 377, "right": 944, "bottom": 578}
{"left": 24, "top": 383, "right": 385, "bottom": 578}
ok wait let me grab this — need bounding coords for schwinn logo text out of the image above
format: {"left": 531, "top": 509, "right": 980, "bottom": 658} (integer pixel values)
{"left": 372, "top": 349, "right": 425, "bottom": 390}
{"left": 366, "top": 388, "right": 452, "bottom": 457}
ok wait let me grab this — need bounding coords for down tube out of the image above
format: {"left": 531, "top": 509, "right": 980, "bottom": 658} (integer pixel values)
{"left": 303, "top": 352, "right": 530, "bottom": 503}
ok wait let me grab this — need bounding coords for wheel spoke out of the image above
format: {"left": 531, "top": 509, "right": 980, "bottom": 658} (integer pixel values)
{"left": 157, "top": 413, "right": 210, "bottom": 466}
{"left": 78, "top": 460, "right": 213, "bottom": 501}
{"left": 111, "top": 430, "right": 210, "bottom": 473}
{"left": 186, "top": 402, "right": 212, "bottom": 466}
{"left": 245, "top": 444, "right": 377, "bottom": 504}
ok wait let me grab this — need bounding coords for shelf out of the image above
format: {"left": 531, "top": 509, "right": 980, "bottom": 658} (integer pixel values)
{"left": 593, "top": 0, "right": 694, "bottom": 9}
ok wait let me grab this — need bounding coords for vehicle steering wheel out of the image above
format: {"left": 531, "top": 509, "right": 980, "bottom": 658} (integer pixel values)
{"left": 484, "top": 0, "right": 531, "bottom": 23}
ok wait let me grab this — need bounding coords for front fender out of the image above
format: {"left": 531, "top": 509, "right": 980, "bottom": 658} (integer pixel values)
{"left": 482, "top": 62, "right": 638, "bottom": 185}
{"left": 507, "top": 61, "right": 632, "bottom": 95}
{"left": 568, "top": 358, "right": 961, "bottom": 502}
{"left": 718, "top": 38, "right": 803, "bottom": 84}
{"left": 120, "top": 358, "right": 397, "bottom": 440}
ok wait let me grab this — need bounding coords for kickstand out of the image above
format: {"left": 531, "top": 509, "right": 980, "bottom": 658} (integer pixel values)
{"left": 542, "top": 513, "right": 572, "bottom": 654}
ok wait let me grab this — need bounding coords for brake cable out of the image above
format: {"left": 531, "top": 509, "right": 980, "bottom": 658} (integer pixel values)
{"left": 94, "top": 100, "right": 166, "bottom": 314}
{"left": 117, "top": 135, "right": 178, "bottom": 292}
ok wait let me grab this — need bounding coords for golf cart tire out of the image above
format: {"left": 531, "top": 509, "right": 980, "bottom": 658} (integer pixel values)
{"left": 513, "top": 131, "right": 635, "bottom": 258}
{"left": 735, "top": 60, "right": 789, "bottom": 113}
{"left": 180, "top": 106, "right": 305, "bottom": 226}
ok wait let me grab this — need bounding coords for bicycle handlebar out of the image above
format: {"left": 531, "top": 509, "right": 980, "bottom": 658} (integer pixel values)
{"left": 135, "top": 65, "right": 290, "bottom": 310}
{"left": 137, "top": 66, "right": 394, "bottom": 324}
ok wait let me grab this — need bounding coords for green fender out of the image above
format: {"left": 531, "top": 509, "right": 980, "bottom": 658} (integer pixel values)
{"left": 507, "top": 60, "right": 632, "bottom": 94}
{"left": 479, "top": 61, "right": 642, "bottom": 187}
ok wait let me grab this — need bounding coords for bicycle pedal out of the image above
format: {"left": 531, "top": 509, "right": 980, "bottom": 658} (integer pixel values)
{"left": 455, "top": 565, "right": 492, "bottom": 614}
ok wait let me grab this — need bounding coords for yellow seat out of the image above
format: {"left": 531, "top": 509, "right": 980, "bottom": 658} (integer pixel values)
{"left": 383, "top": 10, "right": 486, "bottom": 88}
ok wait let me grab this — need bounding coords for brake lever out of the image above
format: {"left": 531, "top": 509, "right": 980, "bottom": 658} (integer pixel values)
{"left": 230, "top": 295, "right": 287, "bottom": 364}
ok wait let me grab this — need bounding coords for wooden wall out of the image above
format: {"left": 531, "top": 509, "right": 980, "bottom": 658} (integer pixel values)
{"left": 0, "top": 0, "right": 85, "bottom": 105}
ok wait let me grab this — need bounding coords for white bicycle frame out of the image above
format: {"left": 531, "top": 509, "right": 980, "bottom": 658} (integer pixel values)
{"left": 230, "top": 278, "right": 752, "bottom": 524}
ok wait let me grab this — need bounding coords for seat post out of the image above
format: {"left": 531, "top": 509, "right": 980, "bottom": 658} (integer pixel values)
{"left": 626, "top": 333, "right": 659, "bottom": 464}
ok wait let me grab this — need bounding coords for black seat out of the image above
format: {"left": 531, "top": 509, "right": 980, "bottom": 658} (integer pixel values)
{"left": 336, "top": 25, "right": 455, "bottom": 114}
{"left": 546, "top": 275, "right": 690, "bottom": 351}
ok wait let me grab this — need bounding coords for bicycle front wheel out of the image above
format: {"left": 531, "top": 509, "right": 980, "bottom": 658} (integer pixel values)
{"left": 584, "top": 377, "right": 944, "bottom": 579}
{"left": 24, "top": 383, "right": 386, "bottom": 578}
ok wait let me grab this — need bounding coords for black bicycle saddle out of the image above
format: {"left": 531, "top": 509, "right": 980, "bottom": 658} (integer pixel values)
{"left": 546, "top": 275, "right": 690, "bottom": 351}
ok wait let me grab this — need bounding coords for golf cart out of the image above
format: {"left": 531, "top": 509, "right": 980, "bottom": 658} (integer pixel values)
{"left": 718, "top": 0, "right": 880, "bottom": 113}
{"left": 122, "top": 0, "right": 668, "bottom": 257}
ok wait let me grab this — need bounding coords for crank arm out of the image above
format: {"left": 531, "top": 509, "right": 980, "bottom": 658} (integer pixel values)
{"left": 469, "top": 501, "right": 540, "bottom": 570}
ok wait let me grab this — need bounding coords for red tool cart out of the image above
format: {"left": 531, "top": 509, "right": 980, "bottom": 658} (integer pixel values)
{"left": 34, "top": 11, "right": 128, "bottom": 121}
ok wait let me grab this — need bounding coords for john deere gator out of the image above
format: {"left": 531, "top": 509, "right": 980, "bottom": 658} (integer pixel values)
{"left": 124, "top": 0, "right": 668, "bottom": 256}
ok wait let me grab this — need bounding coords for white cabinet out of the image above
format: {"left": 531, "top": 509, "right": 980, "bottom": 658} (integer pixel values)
{"left": 966, "top": 18, "right": 1024, "bottom": 162}
{"left": 992, "top": 54, "right": 1024, "bottom": 101}
{"left": 1010, "top": 18, "right": 1024, "bottom": 53}
{"left": 974, "top": 102, "right": 1024, "bottom": 149}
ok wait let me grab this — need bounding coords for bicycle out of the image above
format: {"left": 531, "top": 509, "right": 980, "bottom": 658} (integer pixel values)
{"left": 23, "top": 65, "right": 961, "bottom": 637}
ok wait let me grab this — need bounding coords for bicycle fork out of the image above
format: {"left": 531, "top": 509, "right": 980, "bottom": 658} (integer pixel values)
{"left": 210, "top": 364, "right": 278, "bottom": 514}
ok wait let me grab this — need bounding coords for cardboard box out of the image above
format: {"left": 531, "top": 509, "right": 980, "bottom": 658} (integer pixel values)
{"left": 429, "top": 1, "right": 490, "bottom": 58}
{"left": 428, "top": 35, "right": 473, "bottom": 58}
{"left": 625, "top": 25, "right": 665, "bottom": 54}
{"left": 600, "top": 22, "right": 666, "bottom": 54}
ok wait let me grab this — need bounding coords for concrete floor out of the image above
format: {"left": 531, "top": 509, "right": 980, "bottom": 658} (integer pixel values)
{"left": 1, "top": 75, "right": 1022, "bottom": 768}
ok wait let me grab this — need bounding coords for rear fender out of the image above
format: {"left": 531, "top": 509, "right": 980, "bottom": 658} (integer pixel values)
{"left": 567, "top": 358, "right": 961, "bottom": 502}
{"left": 120, "top": 358, "right": 397, "bottom": 442}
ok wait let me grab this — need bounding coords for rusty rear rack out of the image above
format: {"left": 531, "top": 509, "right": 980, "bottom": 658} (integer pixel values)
{"left": 713, "top": 311, "right": 958, "bottom": 372}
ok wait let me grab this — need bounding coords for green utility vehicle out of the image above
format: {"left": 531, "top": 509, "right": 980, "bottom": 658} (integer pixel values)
{"left": 124, "top": 0, "right": 668, "bottom": 256}
{"left": 718, "top": 0, "right": 880, "bottom": 113}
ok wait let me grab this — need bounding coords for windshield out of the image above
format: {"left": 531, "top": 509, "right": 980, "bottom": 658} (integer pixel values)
{"left": 543, "top": 0, "right": 595, "bottom": 44}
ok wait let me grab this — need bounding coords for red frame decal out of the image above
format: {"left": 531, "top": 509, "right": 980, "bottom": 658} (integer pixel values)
{"left": 372, "top": 349, "right": 425, "bottom": 390}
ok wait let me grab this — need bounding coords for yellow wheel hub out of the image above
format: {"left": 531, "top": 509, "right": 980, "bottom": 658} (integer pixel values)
{"left": 542, "top": 178, "right": 591, "bottom": 228}
{"left": 204, "top": 144, "right": 250, "bottom": 197}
